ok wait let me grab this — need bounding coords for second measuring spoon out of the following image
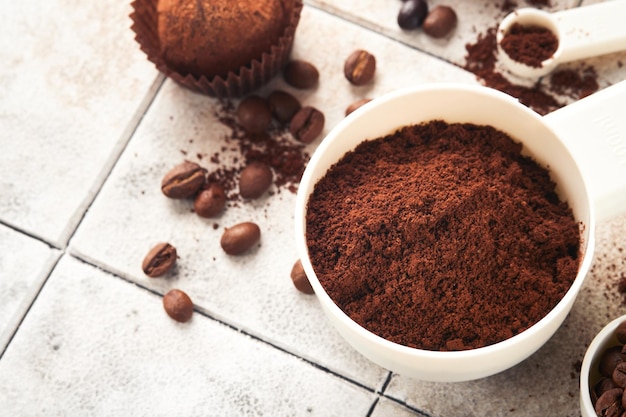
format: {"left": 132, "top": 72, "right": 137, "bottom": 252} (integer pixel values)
{"left": 497, "top": 1, "right": 626, "bottom": 78}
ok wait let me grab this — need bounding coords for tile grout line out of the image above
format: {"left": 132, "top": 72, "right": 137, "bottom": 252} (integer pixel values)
{"left": 379, "top": 395, "right": 434, "bottom": 417}
{"left": 2, "top": 58, "right": 396, "bottom": 410}
{"left": 368, "top": 373, "right": 435, "bottom": 417}
{"left": 69, "top": 253, "right": 435, "bottom": 417}
{"left": 56, "top": 62, "right": 430, "bottom": 415}
{"left": 303, "top": 1, "right": 467, "bottom": 73}
{"left": 0, "top": 74, "right": 165, "bottom": 359}
{"left": 0, "top": 253, "right": 63, "bottom": 360}
{"left": 0, "top": 220, "right": 61, "bottom": 251}
{"left": 305, "top": 0, "right": 586, "bottom": 81}
{"left": 0, "top": 74, "right": 166, "bottom": 252}
{"left": 67, "top": 251, "right": 393, "bottom": 404}
{"left": 59, "top": 73, "right": 167, "bottom": 249}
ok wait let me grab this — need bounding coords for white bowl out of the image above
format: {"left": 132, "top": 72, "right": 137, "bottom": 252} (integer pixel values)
{"left": 294, "top": 83, "right": 596, "bottom": 382}
{"left": 580, "top": 316, "right": 626, "bottom": 417}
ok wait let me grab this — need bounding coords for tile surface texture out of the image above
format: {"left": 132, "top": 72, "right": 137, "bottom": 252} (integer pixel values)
{"left": 0, "top": 0, "right": 159, "bottom": 246}
{"left": 0, "top": 225, "right": 59, "bottom": 351}
{"left": 0, "top": 256, "right": 376, "bottom": 416}
{"left": 1, "top": 0, "right": 626, "bottom": 416}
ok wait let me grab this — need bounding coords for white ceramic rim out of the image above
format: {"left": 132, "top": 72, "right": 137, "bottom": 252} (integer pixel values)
{"left": 580, "top": 315, "right": 626, "bottom": 417}
{"left": 496, "top": 8, "right": 562, "bottom": 78}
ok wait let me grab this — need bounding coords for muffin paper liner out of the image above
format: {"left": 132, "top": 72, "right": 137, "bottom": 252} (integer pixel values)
{"left": 130, "top": 0, "right": 302, "bottom": 97}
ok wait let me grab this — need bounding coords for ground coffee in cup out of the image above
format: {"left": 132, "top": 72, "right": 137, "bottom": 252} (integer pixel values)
{"left": 305, "top": 120, "right": 581, "bottom": 351}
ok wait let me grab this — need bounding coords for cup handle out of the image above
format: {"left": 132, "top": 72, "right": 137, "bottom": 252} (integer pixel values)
{"left": 543, "top": 80, "right": 626, "bottom": 223}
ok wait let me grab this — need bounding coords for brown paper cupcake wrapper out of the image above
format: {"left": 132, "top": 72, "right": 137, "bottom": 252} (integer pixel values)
{"left": 130, "top": 0, "right": 303, "bottom": 98}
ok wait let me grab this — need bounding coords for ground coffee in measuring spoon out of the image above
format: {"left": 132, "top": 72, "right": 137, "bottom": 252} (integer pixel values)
{"left": 305, "top": 120, "right": 580, "bottom": 351}
{"left": 500, "top": 23, "right": 558, "bottom": 68}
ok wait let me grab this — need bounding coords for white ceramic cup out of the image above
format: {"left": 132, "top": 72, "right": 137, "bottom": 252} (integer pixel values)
{"left": 294, "top": 81, "right": 626, "bottom": 382}
{"left": 580, "top": 315, "right": 626, "bottom": 417}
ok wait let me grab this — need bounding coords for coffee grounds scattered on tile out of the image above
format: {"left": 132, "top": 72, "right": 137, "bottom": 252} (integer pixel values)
{"left": 464, "top": 25, "right": 599, "bottom": 115}
{"left": 548, "top": 66, "right": 599, "bottom": 100}
{"left": 306, "top": 120, "right": 580, "bottom": 351}
{"left": 211, "top": 100, "right": 310, "bottom": 200}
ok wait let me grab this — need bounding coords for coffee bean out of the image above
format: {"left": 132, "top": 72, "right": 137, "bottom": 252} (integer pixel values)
{"left": 163, "top": 289, "right": 193, "bottom": 323}
{"left": 600, "top": 346, "right": 626, "bottom": 377}
{"left": 289, "top": 106, "right": 325, "bottom": 144}
{"left": 595, "top": 387, "right": 624, "bottom": 417}
{"left": 268, "top": 90, "right": 301, "bottom": 124}
{"left": 345, "top": 98, "right": 373, "bottom": 116}
{"left": 614, "top": 362, "right": 626, "bottom": 388}
{"left": 422, "top": 5, "right": 457, "bottom": 39}
{"left": 596, "top": 377, "right": 620, "bottom": 399}
{"left": 161, "top": 161, "right": 206, "bottom": 199}
{"left": 290, "top": 259, "right": 314, "bottom": 294}
{"left": 220, "top": 222, "right": 261, "bottom": 255}
{"left": 283, "top": 60, "right": 319, "bottom": 89}
{"left": 142, "top": 242, "right": 177, "bottom": 277}
{"left": 194, "top": 183, "right": 226, "bottom": 218}
{"left": 397, "top": 0, "right": 428, "bottom": 30}
{"left": 344, "top": 50, "right": 376, "bottom": 86}
{"left": 239, "top": 161, "right": 273, "bottom": 199}
{"left": 236, "top": 95, "right": 272, "bottom": 134}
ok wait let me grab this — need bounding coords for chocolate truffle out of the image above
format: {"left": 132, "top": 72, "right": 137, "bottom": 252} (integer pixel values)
{"left": 131, "top": 0, "right": 302, "bottom": 96}
{"left": 157, "top": 0, "right": 295, "bottom": 79}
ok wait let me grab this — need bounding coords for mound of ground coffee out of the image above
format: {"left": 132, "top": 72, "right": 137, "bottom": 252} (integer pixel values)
{"left": 305, "top": 120, "right": 581, "bottom": 351}
{"left": 500, "top": 23, "right": 558, "bottom": 68}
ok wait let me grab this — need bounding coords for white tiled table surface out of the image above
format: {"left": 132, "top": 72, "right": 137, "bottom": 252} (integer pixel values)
{"left": 1, "top": 0, "right": 625, "bottom": 415}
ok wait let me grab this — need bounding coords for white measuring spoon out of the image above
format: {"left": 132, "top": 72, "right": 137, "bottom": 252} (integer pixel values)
{"left": 497, "top": 1, "right": 626, "bottom": 78}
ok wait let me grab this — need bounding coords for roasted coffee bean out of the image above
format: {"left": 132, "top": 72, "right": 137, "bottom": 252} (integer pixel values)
{"left": 161, "top": 161, "right": 206, "bottom": 199}
{"left": 344, "top": 50, "right": 376, "bottom": 86}
{"left": 283, "top": 60, "right": 319, "bottom": 89}
{"left": 596, "top": 377, "right": 620, "bottom": 400}
{"left": 595, "top": 388, "right": 624, "bottom": 417}
{"left": 163, "top": 289, "right": 193, "bottom": 323}
{"left": 345, "top": 98, "right": 373, "bottom": 116}
{"left": 600, "top": 346, "right": 626, "bottom": 377}
{"left": 268, "top": 90, "right": 301, "bottom": 124}
{"left": 220, "top": 222, "right": 261, "bottom": 255}
{"left": 422, "top": 5, "right": 457, "bottom": 38}
{"left": 290, "top": 259, "right": 314, "bottom": 294}
{"left": 236, "top": 95, "right": 272, "bottom": 134}
{"left": 194, "top": 183, "right": 226, "bottom": 218}
{"left": 239, "top": 161, "right": 273, "bottom": 199}
{"left": 289, "top": 106, "right": 325, "bottom": 144}
{"left": 397, "top": 0, "right": 429, "bottom": 30}
{"left": 142, "top": 242, "right": 177, "bottom": 277}
{"left": 614, "top": 362, "right": 626, "bottom": 388}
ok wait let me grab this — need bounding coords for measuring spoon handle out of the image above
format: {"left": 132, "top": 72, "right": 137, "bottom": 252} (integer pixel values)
{"left": 544, "top": 80, "right": 626, "bottom": 223}
{"left": 555, "top": 1, "right": 626, "bottom": 64}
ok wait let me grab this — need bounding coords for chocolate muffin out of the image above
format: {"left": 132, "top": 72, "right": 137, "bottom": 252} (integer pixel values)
{"left": 130, "top": 0, "right": 302, "bottom": 97}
